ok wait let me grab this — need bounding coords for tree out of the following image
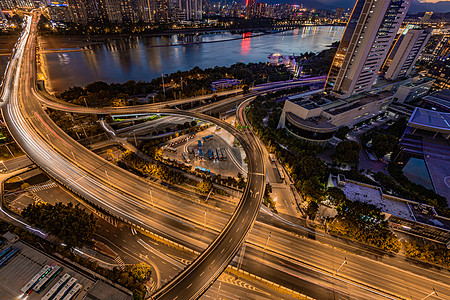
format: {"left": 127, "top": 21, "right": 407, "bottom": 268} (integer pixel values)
{"left": 112, "top": 97, "right": 128, "bottom": 107}
{"left": 326, "top": 187, "right": 347, "bottom": 209}
{"left": 333, "top": 140, "right": 361, "bottom": 166}
{"left": 107, "top": 149, "right": 115, "bottom": 161}
{"left": 21, "top": 183, "right": 30, "bottom": 190}
{"left": 306, "top": 201, "right": 319, "bottom": 219}
{"left": 85, "top": 81, "right": 109, "bottom": 93}
{"left": 21, "top": 202, "right": 97, "bottom": 248}
{"left": 130, "top": 263, "right": 152, "bottom": 281}
{"left": 242, "top": 84, "right": 250, "bottom": 93}
{"left": 197, "top": 180, "right": 212, "bottom": 194}
{"left": 335, "top": 126, "right": 350, "bottom": 140}
{"left": 264, "top": 183, "right": 272, "bottom": 198}
{"left": 301, "top": 178, "right": 324, "bottom": 202}
{"left": 371, "top": 133, "right": 398, "bottom": 158}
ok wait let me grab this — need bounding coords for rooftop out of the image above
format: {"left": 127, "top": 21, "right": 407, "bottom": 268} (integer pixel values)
{"left": 325, "top": 91, "right": 393, "bottom": 116}
{"left": 286, "top": 112, "right": 336, "bottom": 131}
{"left": 329, "top": 175, "right": 450, "bottom": 232}
{"left": 409, "top": 107, "right": 450, "bottom": 132}
{"left": 422, "top": 89, "right": 450, "bottom": 112}
{"left": 340, "top": 181, "right": 415, "bottom": 221}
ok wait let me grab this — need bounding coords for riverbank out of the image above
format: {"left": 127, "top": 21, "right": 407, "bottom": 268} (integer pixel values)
{"left": 38, "top": 24, "right": 344, "bottom": 51}
{"left": 39, "top": 26, "right": 344, "bottom": 93}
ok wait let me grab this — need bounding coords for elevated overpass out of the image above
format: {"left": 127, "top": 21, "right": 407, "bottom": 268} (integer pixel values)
{"left": 1, "top": 12, "right": 266, "bottom": 299}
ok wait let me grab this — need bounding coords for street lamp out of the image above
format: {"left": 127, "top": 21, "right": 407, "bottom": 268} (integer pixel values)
{"left": 336, "top": 257, "right": 347, "bottom": 275}
{"left": 237, "top": 243, "right": 246, "bottom": 271}
{"left": 105, "top": 170, "right": 110, "bottom": 184}
{"left": 263, "top": 231, "right": 271, "bottom": 258}
{"left": 204, "top": 210, "right": 207, "bottom": 228}
{"left": 0, "top": 160, "right": 7, "bottom": 171}
{"left": 421, "top": 288, "right": 437, "bottom": 300}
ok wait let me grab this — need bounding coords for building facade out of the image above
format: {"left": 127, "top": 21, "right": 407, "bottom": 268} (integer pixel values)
{"left": 394, "top": 77, "right": 435, "bottom": 103}
{"left": 385, "top": 29, "right": 432, "bottom": 80}
{"left": 245, "top": 0, "right": 255, "bottom": 18}
{"left": 278, "top": 91, "right": 394, "bottom": 145}
{"left": 326, "top": 0, "right": 412, "bottom": 99}
{"left": 179, "top": 0, "right": 202, "bottom": 21}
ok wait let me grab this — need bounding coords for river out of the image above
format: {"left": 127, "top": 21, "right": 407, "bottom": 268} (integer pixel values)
{"left": 39, "top": 26, "right": 344, "bottom": 94}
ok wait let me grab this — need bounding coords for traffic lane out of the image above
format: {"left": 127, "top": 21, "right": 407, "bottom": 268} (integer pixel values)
{"left": 247, "top": 224, "right": 450, "bottom": 300}
{"left": 15, "top": 18, "right": 267, "bottom": 300}
{"left": 238, "top": 246, "right": 350, "bottom": 300}
{"left": 15, "top": 45, "right": 450, "bottom": 300}
{"left": 26, "top": 97, "right": 245, "bottom": 235}
{"left": 20, "top": 100, "right": 236, "bottom": 241}
{"left": 260, "top": 207, "right": 450, "bottom": 289}
{"left": 117, "top": 116, "right": 193, "bottom": 136}
{"left": 202, "top": 277, "right": 279, "bottom": 300}
{"left": 151, "top": 168, "right": 265, "bottom": 298}
{"left": 4, "top": 108, "right": 218, "bottom": 254}
{"left": 1, "top": 155, "right": 32, "bottom": 171}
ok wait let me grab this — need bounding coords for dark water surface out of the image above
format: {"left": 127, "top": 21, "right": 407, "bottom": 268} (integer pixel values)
{"left": 40, "top": 26, "right": 344, "bottom": 93}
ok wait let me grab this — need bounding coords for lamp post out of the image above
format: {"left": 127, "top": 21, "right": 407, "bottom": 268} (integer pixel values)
{"left": 0, "top": 160, "right": 7, "bottom": 171}
{"left": 204, "top": 210, "right": 207, "bottom": 228}
{"left": 237, "top": 243, "right": 246, "bottom": 271}
{"left": 105, "top": 170, "right": 110, "bottom": 184}
{"left": 336, "top": 257, "right": 347, "bottom": 275}
{"left": 263, "top": 231, "right": 271, "bottom": 258}
{"left": 421, "top": 288, "right": 437, "bottom": 300}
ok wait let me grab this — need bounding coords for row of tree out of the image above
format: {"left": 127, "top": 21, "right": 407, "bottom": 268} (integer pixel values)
{"left": 21, "top": 202, "right": 97, "bottom": 248}
{"left": 121, "top": 150, "right": 187, "bottom": 185}
{"left": 0, "top": 218, "right": 151, "bottom": 300}
{"left": 246, "top": 92, "right": 404, "bottom": 253}
{"left": 57, "top": 62, "right": 292, "bottom": 108}
{"left": 246, "top": 94, "right": 326, "bottom": 203}
{"left": 326, "top": 187, "right": 401, "bottom": 252}
{"left": 404, "top": 241, "right": 450, "bottom": 268}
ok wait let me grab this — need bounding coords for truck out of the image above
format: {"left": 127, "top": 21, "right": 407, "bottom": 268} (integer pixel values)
{"left": 220, "top": 148, "right": 227, "bottom": 160}
{"left": 202, "top": 134, "right": 214, "bottom": 142}
{"left": 269, "top": 154, "right": 276, "bottom": 163}
{"left": 182, "top": 152, "right": 190, "bottom": 163}
{"left": 197, "top": 140, "right": 203, "bottom": 158}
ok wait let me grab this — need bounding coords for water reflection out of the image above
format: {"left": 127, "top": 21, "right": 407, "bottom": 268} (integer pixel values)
{"left": 43, "top": 26, "right": 344, "bottom": 93}
{"left": 241, "top": 32, "right": 252, "bottom": 55}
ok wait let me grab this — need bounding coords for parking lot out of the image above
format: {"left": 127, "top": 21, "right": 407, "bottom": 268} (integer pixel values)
{"left": 0, "top": 240, "right": 131, "bottom": 300}
{"left": 163, "top": 128, "right": 248, "bottom": 178}
{"left": 0, "top": 241, "right": 94, "bottom": 300}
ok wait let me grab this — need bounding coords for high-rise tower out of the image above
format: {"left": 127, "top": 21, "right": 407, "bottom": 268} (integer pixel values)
{"left": 385, "top": 28, "right": 432, "bottom": 80}
{"left": 326, "top": 0, "right": 412, "bottom": 99}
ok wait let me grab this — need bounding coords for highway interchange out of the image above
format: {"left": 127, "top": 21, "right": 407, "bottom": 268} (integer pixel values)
{"left": 0, "top": 11, "right": 449, "bottom": 300}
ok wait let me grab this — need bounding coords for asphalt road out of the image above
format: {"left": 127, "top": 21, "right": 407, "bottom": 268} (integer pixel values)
{"left": 0, "top": 155, "right": 32, "bottom": 171}
{"left": 2, "top": 12, "right": 449, "bottom": 300}
{"left": 1, "top": 12, "right": 266, "bottom": 300}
